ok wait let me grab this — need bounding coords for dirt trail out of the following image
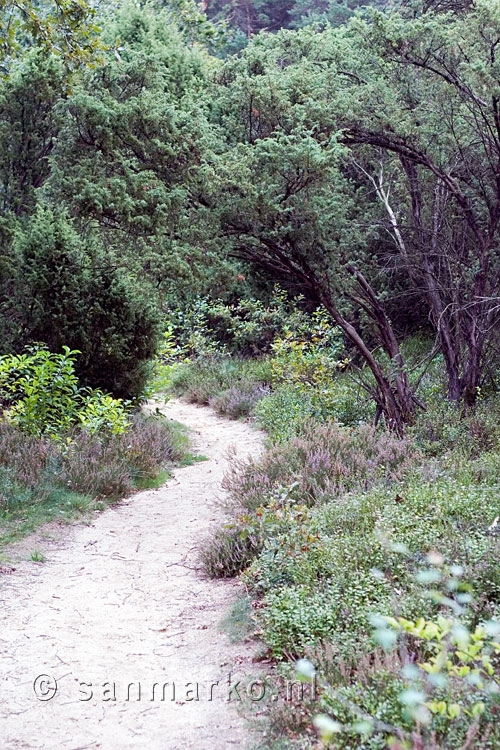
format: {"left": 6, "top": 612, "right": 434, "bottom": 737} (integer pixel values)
{"left": 0, "top": 399, "right": 264, "bottom": 750}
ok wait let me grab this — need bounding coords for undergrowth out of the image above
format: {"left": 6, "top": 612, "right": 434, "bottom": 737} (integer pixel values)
{"left": 201, "top": 386, "right": 500, "bottom": 749}
{"left": 0, "top": 414, "right": 188, "bottom": 548}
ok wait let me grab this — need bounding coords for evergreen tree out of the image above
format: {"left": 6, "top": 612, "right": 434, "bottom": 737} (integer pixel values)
{"left": 15, "top": 205, "right": 161, "bottom": 400}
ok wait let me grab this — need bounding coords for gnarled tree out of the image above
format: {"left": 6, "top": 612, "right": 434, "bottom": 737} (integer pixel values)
{"left": 337, "top": 1, "right": 500, "bottom": 406}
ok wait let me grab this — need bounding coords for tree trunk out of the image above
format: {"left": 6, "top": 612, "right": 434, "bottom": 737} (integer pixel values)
{"left": 320, "top": 292, "right": 415, "bottom": 435}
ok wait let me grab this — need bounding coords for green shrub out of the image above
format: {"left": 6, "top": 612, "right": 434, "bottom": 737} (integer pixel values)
{"left": 255, "top": 378, "right": 375, "bottom": 442}
{"left": 0, "top": 346, "right": 130, "bottom": 438}
{"left": 269, "top": 314, "right": 345, "bottom": 387}
{"left": 245, "top": 474, "right": 500, "bottom": 651}
{"left": 263, "top": 315, "right": 374, "bottom": 432}
{"left": 166, "top": 287, "right": 313, "bottom": 358}
{"left": 163, "top": 298, "right": 373, "bottom": 433}
{"left": 250, "top": 484, "right": 500, "bottom": 744}
{"left": 261, "top": 586, "right": 339, "bottom": 657}
{"left": 76, "top": 391, "right": 131, "bottom": 435}
{"left": 254, "top": 385, "right": 316, "bottom": 442}
{"left": 14, "top": 206, "right": 160, "bottom": 400}
{"left": 317, "top": 672, "right": 415, "bottom": 749}
{"left": 309, "top": 561, "right": 500, "bottom": 750}
{"left": 410, "top": 396, "right": 500, "bottom": 458}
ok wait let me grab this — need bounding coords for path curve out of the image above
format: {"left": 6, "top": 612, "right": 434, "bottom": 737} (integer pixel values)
{"left": 0, "top": 400, "right": 264, "bottom": 750}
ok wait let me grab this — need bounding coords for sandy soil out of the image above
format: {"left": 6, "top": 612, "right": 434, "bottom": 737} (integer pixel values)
{"left": 0, "top": 399, "right": 264, "bottom": 750}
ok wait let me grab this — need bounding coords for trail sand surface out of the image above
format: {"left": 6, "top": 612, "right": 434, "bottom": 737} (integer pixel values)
{"left": 0, "top": 400, "right": 264, "bottom": 750}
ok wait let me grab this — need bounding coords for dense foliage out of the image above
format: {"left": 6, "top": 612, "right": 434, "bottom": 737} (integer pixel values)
{"left": 0, "top": 0, "right": 103, "bottom": 71}
{"left": 3, "top": 0, "right": 499, "bottom": 416}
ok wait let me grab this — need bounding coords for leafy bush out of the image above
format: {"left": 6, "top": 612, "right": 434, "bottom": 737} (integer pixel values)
{"left": 243, "top": 472, "right": 500, "bottom": 655}
{"left": 253, "top": 385, "right": 316, "bottom": 442}
{"left": 238, "top": 476, "right": 500, "bottom": 746}
{"left": 148, "top": 326, "right": 191, "bottom": 395}
{"left": 309, "top": 560, "right": 500, "bottom": 750}
{"left": 262, "top": 586, "right": 339, "bottom": 657}
{"left": 165, "top": 299, "right": 373, "bottom": 436}
{"left": 254, "top": 377, "right": 375, "bottom": 442}
{"left": 269, "top": 312, "right": 345, "bottom": 385}
{"left": 0, "top": 346, "right": 130, "bottom": 438}
{"left": 163, "top": 297, "right": 375, "bottom": 435}
{"left": 203, "top": 484, "right": 314, "bottom": 580}
{"left": 166, "top": 287, "right": 313, "bottom": 359}
{"left": 76, "top": 391, "right": 131, "bottom": 436}
{"left": 256, "top": 306, "right": 373, "bottom": 433}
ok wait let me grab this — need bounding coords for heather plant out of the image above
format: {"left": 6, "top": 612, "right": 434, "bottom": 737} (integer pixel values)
{"left": 223, "top": 420, "right": 417, "bottom": 510}
{"left": 204, "top": 483, "right": 312, "bottom": 579}
{"left": 0, "top": 414, "right": 187, "bottom": 546}
{"left": 0, "top": 420, "right": 57, "bottom": 488}
{"left": 170, "top": 356, "right": 273, "bottom": 407}
{"left": 201, "top": 525, "right": 262, "bottom": 578}
{"left": 60, "top": 415, "right": 185, "bottom": 497}
{"left": 410, "top": 396, "right": 500, "bottom": 459}
{"left": 59, "top": 431, "right": 133, "bottom": 499}
{"left": 209, "top": 383, "right": 270, "bottom": 419}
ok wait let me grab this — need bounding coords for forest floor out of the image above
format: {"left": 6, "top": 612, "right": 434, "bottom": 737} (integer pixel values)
{"left": 0, "top": 399, "right": 264, "bottom": 750}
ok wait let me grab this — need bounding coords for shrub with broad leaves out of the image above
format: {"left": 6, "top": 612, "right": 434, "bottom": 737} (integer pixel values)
{"left": 0, "top": 346, "right": 130, "bottom": 438}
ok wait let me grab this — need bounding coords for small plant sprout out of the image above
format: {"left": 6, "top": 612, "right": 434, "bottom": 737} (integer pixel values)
{"left": 30, "top": 550, "right": 46, "bottom": 563}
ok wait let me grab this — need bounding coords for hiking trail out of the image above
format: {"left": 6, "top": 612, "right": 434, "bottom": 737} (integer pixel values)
{"left": 0, "top": 399, "right": 264, "bottom": 750}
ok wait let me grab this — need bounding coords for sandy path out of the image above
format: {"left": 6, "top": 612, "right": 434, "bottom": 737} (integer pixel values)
{"left": 0, "top": 399, "right": 264, "bottom": 750}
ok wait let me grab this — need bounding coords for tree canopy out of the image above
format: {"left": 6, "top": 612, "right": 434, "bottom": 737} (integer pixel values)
{"left": 0, "top": 0, "right": 103, "bottom": 72}
{"left": 0, "top": 0, "right": 499, "bottom": 420}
